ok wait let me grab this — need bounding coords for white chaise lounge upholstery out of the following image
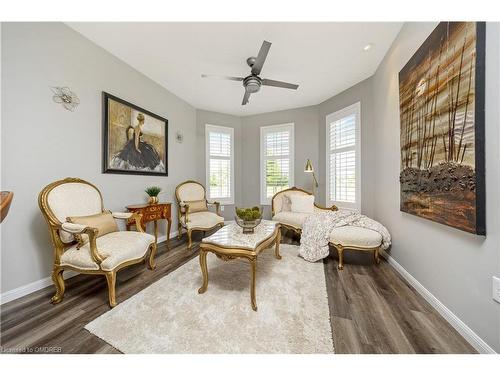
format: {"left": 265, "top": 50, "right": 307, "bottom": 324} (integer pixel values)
{"left": 329, "top": 226, "right": 382, "bottom": 248}
{"left": 329, "top": 226, "right": 383, "bottom": 270}
{"left": 271, "top": 187, "right": 337, "bottom": 233}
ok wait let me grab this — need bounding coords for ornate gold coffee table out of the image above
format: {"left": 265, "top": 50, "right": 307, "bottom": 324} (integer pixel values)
{"left": 198, "top": 220, "right": 281, "bottom": 311}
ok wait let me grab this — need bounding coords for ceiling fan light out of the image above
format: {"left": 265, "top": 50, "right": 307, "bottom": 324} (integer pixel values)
{"left": 246, "top": 82, "right": 260, "bottom": 93}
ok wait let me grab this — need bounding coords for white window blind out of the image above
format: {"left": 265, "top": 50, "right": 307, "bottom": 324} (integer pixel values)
{"left": 326, "top": 103, "right": 361, "bottom": 211}
{"left": 260, "top": 123, "right": 294, "bottom": 205}
{"left": 205, "top": 125, "right": 234, "bottom": 205}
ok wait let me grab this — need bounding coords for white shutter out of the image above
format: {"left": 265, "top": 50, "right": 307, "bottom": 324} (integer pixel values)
{"left": 326, "top": 103, "right": 361, "bottom": 211}
{"left": 260, "top": 124, "right": 294, "bottom": 205}
{"left": 205, "top": 125, "right": 234, "bottom": 204}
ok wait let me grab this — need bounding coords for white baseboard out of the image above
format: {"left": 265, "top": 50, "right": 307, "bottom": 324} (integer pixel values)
{"left": 0, "top": 231, "right": 178, "bottom": 305}
{"left": 380, "top": 250, "right": 496, "bottom": 354}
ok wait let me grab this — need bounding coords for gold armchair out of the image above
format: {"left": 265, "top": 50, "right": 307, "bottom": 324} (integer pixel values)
{"left": 175, "top": 180, "right": 224, "bottom": 249}
{"left": 271, "top": 186, "right": 338, "bottom": 235}
{"left": 38, "top": 178, "right": 157, "bottom": 307}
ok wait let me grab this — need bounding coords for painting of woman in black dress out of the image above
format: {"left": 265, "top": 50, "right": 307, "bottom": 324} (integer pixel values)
{"left": 103, "top": 92, "right": 168, "bottom": 176}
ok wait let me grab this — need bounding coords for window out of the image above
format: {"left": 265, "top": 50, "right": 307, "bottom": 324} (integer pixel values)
{"left": 205, "top": 124, "right": 234, "bottom": 205}
{"left": 260, "top": 123, "right": 294, "bottom": 205}
{"left": 326, "top": 102, "right": 361, "bottom": 211}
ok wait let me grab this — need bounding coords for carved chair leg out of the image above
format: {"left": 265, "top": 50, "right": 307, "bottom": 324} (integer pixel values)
{"left": 105, "top": 271, "right": 117, "bottom": 308}
{"left": 187, "top": 230, "right": 193, "bottom": 249}
{"left": 337, "top": 245, "right": 344, "bottom": 270}
{"left": 50, "top": 266, "right": 65, "bottom": 304}
{"left": 177, "top": 224, "right": 182, "bottom": 240}
{"left": 148, "top": 243, "right": 157, "bottom": 270}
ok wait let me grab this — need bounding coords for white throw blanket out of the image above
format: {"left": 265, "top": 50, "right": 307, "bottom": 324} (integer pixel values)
{"left": 299, "top": 210, "right": 391, "bottom": 262}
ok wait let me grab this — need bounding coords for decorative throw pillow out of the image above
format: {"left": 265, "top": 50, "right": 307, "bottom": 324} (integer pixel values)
{"left": 281, "top": 194, "right": 292, "bottom": 212}
{"left": 185, "top": 199, "right": 208, "bottom": 213}
{"left": 67, "top": 210, "right": 118, "bottom": 248}
{"left": 290, "top": 195, "right": 315, "bottom": 214}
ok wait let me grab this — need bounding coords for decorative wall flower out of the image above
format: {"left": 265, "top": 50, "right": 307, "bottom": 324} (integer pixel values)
{"left": 51, "top": 87, "right": 80, "bottom": 111}
{"left": 175, "top": 130, "right": 184, "bottom": 143}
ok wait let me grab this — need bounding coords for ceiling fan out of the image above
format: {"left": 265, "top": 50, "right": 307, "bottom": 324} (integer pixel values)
{"left": 201, "top": 40, "right": 299, "bottom": 105}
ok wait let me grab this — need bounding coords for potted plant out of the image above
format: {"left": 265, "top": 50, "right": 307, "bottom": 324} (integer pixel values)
{"left": 235, "top": 206, "right": 262, "bottom": 234}
{"left": 145, "top": 186, "right": 162, "bottom": 205}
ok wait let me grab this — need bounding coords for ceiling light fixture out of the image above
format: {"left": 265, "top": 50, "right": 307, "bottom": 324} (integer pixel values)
{"left": 363, "top": 43, "right": 373, "bottom": 51}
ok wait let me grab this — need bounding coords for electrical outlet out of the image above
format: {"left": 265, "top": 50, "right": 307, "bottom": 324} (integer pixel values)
{"left": 493, "top": 276, "right": 500, "bottom": 304}
{"left": 220, "top": 205, "right": 224, "bottom": 212}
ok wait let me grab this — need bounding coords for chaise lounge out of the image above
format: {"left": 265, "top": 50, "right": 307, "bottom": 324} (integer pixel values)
{"left": 271, "top": 187, "right": 337, "bottom": 235}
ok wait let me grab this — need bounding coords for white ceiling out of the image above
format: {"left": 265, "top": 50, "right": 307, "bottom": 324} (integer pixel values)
{"left": 68, "top": 22, "right": 402, "bottom": 116}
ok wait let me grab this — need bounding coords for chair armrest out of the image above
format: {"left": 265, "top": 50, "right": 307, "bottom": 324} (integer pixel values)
{"left": 112, "top": 212, "right": 145, "bottom": 233}
{"left": 60, "top": 223, "right": 105, "bottom": 265}
{"left": 207, "top": 201, "right": 221, "bottom": 216}
{"left": 61, "top": 222, "right": 87, "bottom": 233}
{"left": 112, "top": 212, "right": 133, "bottom": 219}
{"left": 314, "top": 203, "right": 338, "bottom": 211}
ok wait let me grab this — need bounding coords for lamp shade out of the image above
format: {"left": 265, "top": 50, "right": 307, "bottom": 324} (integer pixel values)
{"left": 304, "top": 159, "right": 314, "bottom": 172}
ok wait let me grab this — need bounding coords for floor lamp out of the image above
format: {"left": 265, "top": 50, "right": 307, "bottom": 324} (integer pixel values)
{"left": 304, "top": 159, "right": 318, "bottom": 196}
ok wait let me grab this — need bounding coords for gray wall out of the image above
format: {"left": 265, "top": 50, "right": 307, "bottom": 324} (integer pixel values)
{"left": 240, "top": 105, "right": 319, "bottom": 218}
{"left": 318, "top": 77, "right": 375, "bottom": 216}
{"left": 1, "top": 23, "right": 198, "bottom": 292}
{"left": 238, "top": 79, "right": 375, "bottom": 218}
{"left": 371, "top": 22, "right": 500, "bottom": 352}
{"left": 196, "top": 109, "right": 242, "bottom": 220}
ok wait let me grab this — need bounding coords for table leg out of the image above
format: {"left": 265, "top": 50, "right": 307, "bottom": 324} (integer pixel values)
{"left": 198, "top": 249, "right": 209, "bottom": 294}
{"left": 153, "top": 220, "right": 158, "bottom": 244}
{"left": 275, "top": 228, "right": 282, "bottom": 260}
{"left": 166, "top": 218, "right": 172, "bottom": 248}
{"left": 250, "top": 257, "right": 257, "bottom": 311}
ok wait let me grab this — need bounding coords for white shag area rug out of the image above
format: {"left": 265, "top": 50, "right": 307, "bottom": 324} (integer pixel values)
{"left": 85, "top": 244, "right": 334, "bottom": 354}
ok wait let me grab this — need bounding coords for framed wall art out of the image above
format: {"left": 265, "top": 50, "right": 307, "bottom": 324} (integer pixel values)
{"left": 102, "top": 92, "right": 168, "bottom": 176}
{"left": 399, "top": 22, "right": 485, "bottom": 234}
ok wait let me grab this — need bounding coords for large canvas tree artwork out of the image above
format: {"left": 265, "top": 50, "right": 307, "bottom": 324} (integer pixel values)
{"left": 399, "top": 22, "right": 485, "bottom": 234}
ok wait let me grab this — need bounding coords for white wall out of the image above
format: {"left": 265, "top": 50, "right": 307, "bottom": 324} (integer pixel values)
{"left": 372, "top": 22, "right": 500, "bottom": 352}
{"left": 238, "top": 79, "right": 375, "bottom": 218}
{"left": 1, "top": 23, "right": 198, "bottom": 293}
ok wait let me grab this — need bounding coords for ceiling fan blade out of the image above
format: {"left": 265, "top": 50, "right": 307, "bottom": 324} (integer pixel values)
{"left": 251, "top": 40, "right": 272, "bottom": 75}
{"left": 242, "top": 90, "right": 251, "bottom": 105}
{"left": 261, "top": 78, "right": 299, "bottom": 90}
{"left": 201, "top": 74, "right": 244, "bottom": 81}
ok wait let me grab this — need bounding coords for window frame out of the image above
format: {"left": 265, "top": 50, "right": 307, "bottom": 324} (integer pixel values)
{"left": 260, "top": 123, "right": 295, "bottom": 205}
{"left": 205, "top": 124, "right": 235, "bottom": 205}
{"left": 325, "top": 102, "right": 361, "bottom": 211}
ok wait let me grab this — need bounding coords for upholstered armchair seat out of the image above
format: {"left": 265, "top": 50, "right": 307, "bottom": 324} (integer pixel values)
{"left": 61, "top": 231, "right": 155, "bottom": 272}
{"left": 180, "top": 211, "right": 224, "bottom": 230}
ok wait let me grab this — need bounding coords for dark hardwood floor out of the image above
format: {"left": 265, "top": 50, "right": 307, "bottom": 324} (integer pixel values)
{"left": 0, "top": 230, "right": 475, "bottom": 354}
